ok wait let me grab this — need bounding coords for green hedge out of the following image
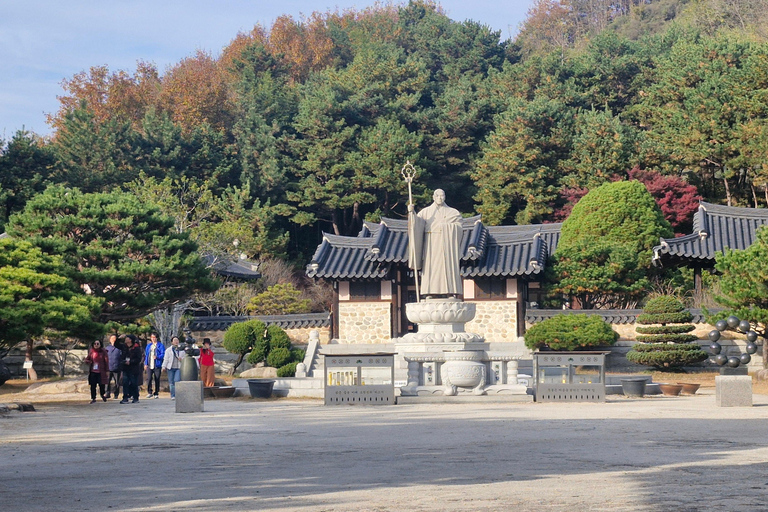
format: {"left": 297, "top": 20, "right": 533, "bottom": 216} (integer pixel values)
{"left": 524, "top": 314, "right": 618, "bottom": 351}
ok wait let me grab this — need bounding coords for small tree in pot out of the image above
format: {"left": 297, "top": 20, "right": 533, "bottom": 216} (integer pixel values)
{"left": 524, "top": 314, "right": 618, "bottom": 351}
{"left": 626, "top": 296, "right": 708, "bottom": 370}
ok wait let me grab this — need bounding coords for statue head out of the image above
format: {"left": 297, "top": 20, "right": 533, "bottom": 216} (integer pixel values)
{"left": 433, "top": 189, "right": 446, "bottom": 206}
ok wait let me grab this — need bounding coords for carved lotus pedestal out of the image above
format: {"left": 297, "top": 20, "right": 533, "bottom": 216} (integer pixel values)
{"left": 400, "top": 298, "right": 483, "bottom": 344}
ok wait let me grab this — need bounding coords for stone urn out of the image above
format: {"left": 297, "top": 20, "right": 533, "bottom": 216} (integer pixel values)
{"left": 441, "top": 351, "right": 486, "bottom": 396}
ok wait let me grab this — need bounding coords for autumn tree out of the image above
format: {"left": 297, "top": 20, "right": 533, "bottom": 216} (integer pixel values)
{"left": 49, "top": 62, "right": 160, "bottom": 132}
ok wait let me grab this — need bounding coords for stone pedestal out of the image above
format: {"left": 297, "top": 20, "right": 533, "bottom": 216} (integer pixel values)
{"left": 176, "top": 381, "right": 204, "bottom": 413}
{"left": 396, "top": 299, "right": 528, "bottom": 398}
{"left": 715, "top": 375, "right": 752, "bottom": 407}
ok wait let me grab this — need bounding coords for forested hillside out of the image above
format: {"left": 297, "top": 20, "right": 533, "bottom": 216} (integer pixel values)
{"left": 3, "top": 0, "right": 768, "bottom": 264}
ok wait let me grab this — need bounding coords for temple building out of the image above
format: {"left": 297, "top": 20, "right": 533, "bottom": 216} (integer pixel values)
{"left": 652, "top": 202, "right": 768, "bottom": 294}
{"left": 306, "top": 216, "right": 561, "bottom": 343}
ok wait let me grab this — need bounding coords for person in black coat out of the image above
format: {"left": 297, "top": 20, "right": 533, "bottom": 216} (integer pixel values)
{"left": 120, "top": 335, "right": 143, "bottom": 404}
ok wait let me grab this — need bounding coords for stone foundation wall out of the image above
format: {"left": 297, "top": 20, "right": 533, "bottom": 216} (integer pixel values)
{"left": 465, "top": 300, "right": 517, "bottom": 343}
{"left": 338, "top": 302, "right": 392, "bottom": 343}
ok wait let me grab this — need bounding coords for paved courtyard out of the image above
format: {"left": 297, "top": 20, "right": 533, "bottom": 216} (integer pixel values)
{"left": 1, "top": 392, "right": 767, "bottom": 511}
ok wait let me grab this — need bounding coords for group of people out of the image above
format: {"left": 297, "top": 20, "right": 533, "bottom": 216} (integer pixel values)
{"left": 83, "top": 333, "right": 216, "bottom": 404}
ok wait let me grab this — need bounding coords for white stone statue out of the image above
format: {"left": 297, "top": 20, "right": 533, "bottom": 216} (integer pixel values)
{"left": 408, "top": 189, "right": 463, "bottom": 297}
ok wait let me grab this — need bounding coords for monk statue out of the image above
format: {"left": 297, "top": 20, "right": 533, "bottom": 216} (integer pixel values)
{"left": 407, "top": 189, "right": 463, "bottom": 298}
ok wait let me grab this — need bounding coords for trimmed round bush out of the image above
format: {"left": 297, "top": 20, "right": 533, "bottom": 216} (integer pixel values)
{"left": 224, "top": 319, "right": 266, "bottom": 372}
{"left": 524, "top": 314, "right": 618, "bottom": 351}
{"left": 277, "top": 362, "right": 299, "bottom": 378}
{"left": 641, "top": 296, "right": 686, "bottom": 314}
{"left": 266, "top": 325, "right": 291, "bottom": 350}
{"left": 266, "top": 347, "right": 292, "bottom": 368}
{"left": 291, "top": 348, "right": 305, "bottom": 362}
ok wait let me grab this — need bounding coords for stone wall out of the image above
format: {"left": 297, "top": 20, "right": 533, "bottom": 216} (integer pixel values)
{"left": 338, "top": 302, "right": 392, "bottom": 343}
{"left": 465, "top": 300, "right": 517, "bottom": 343}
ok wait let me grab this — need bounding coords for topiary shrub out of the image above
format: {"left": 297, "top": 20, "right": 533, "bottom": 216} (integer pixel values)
{"left": 266, "top": 324, "right": 291, "bottom": 350}
{"left": 223, "top": 319, "right": 266, "bottom": 373}
{"left": 277, "top": 362, "right": 299, "bottom": 378}
{"left": 266, "top": 347, "right": 292, "bottom": 368}
{"left": 245, "top": 324, "right": 305, "bottom": 375}
{"left": 524, "top": 314, "right": 618, "bottom": 351}
{"left": 626, "top": 295, "right": 707, "bottom": 370}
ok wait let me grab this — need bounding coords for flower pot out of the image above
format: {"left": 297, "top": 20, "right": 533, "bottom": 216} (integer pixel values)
{"left": 247, "top": 379, "right": 275, "bottom": 398}
{"left": 658, "top": 383, "right": 683, "bottom": 396}
{"left": 676, "top": 382, "right": 700, "bottom": 395}
{"left": 621, "top": 378, "right": 647, "bottom": 397}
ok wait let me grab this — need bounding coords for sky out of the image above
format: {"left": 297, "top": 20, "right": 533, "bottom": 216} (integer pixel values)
{"left": 1, "top": 0, "right": 536, "bottom": 138}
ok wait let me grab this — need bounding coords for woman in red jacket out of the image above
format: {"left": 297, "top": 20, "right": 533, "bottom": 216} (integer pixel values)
{"left": 84, "top": 340, "right": 109, "bottom": 403}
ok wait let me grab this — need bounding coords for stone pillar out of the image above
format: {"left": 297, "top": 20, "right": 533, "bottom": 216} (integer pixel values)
{"left": 715, "top": 375, "right": 752, "bottom": 407}
{"left": 176, "top": 381, "right": 204, "bottom": 413}
{"left": 506, "top": 360, "right": 519, "bottom": 386}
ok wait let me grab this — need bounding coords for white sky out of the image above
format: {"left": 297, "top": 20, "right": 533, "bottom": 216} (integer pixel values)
{"left": 0, "top": 1, "right": 535, "bottom": 137}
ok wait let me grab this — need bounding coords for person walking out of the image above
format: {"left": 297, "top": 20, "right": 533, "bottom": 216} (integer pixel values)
{"left": 161, "top": 336, "right": 184, "bottom": 400}
{"left": 104, "top": 334, "right": 122, "bottom": 400}
{"left": 144, "top": 333, "right": 165, "bottom": 399}
{"left": 120, "top": 335, "right": 143, "bottom": 404}
{"left": 83, "top": 340, "right": 109, "bottom": 403}
{"left": 199, "top": 338, "right": 216, "bottom": 387}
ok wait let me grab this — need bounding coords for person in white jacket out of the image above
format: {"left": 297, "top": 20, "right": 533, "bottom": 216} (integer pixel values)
{"left": 162, "top": 336, "right": 185, "bottom": 399}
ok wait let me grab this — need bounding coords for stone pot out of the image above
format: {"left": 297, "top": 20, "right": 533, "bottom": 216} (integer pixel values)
{"left": 676, "top": 382, "right": 700, "bottom": 395}
{"left": 658, "top": 383, "right": 683, "bottom": 396}
{"left": 247, "top": 379, "right": 275, "bottom": 398}
{"left": 621, "top": 378, "right": 647, "bottom": 397}
{"left": 204, "top": 385, "right": 236, "bottom": 399}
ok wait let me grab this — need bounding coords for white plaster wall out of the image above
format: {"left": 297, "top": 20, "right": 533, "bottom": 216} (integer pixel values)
{"left": 465, "top": 300, "right": 518, "bottom": 343}
{"left": 338, "top": 302, "right": 392, "bottom": 343}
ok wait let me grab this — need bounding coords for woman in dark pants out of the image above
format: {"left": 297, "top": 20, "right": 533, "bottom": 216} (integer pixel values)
{"left": 83, "top": 340, "right": 109, "bottom": 403}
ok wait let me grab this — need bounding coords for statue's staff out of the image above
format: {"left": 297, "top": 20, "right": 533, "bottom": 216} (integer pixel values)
{"left": 402, "top": 161, "right": 421, "bottom": 303}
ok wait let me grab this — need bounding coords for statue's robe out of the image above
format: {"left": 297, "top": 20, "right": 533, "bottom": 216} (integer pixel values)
{"left": 409, "top": 202, "right": 463, "bottom": 296}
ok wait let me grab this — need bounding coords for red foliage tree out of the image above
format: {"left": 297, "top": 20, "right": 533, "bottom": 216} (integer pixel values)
{"left": 627, "top": 166, "right": 701, "bottom": 235}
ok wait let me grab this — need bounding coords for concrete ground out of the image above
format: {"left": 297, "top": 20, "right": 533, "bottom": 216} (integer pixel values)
{"left": 1, "top": 391, "right": 767, "bottom": 512}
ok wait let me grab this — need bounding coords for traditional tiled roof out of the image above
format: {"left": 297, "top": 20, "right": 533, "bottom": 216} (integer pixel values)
{"left": 307, "top": 234, "right": 389, "bottom": 279}
{"left": 203, "top": 254, "right": 261, "bottom": 280}
{"left": 188, "top": 313, "right": 331, "bottom": 332}
{"left": 652, "top": 202, "right": 768, "bottom": 266}
{"left": 306, "top": 218, "right": 562, "bottom": 280}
